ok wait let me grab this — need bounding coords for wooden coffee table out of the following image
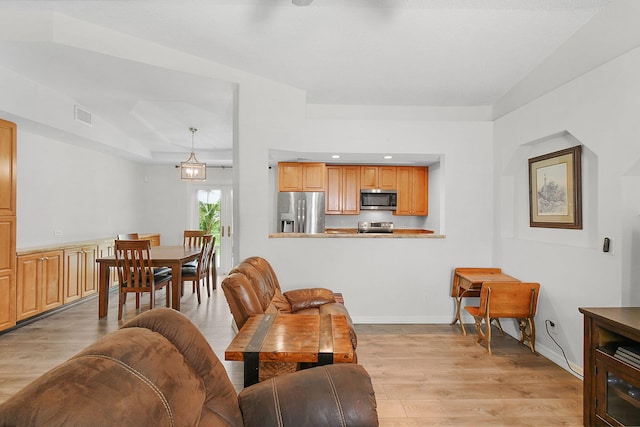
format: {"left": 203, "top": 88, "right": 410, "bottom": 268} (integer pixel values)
{"left": 225, "top": 313, "right": 355, "bottom": 387}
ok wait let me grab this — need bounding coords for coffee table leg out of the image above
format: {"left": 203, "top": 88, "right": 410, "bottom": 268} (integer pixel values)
{"left": 244, "top": 352, "right": 259, "bottom": 387}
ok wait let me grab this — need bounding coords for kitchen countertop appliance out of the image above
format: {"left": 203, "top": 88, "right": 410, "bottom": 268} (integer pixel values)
{"left": 357, "top": 221, "right": 394, "bottom": 234}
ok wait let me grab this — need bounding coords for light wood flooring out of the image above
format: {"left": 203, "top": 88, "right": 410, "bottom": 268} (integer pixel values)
{"left": 0, "top": 283, "right": 583, "bottom": 426}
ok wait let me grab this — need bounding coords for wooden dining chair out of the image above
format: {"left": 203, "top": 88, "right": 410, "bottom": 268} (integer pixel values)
{"left": 464, "top": 281, "right": 540, "bottom": 355}
{"left": 183, "top": 230, "right": 207, "bottom": 248}
{"left": 181, "top": 234, "right": 214, "bottom": 304}
{"left": 114, "top": 239, "right": 172, "bottom": 320}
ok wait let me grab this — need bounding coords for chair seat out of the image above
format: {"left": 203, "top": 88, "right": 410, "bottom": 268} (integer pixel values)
{"left": 154, "top": 266, "right": 172, "bottom": 276}
{"left": 181, "top": 265, "right": 198, "bottom": 276}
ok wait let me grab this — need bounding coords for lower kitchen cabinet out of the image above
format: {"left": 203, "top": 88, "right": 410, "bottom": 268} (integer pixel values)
{"left": 64, "top": 245, "right": 98, "bottom": 303}
{"left": 16, "top": 251, "right": 64, "bottom": 321}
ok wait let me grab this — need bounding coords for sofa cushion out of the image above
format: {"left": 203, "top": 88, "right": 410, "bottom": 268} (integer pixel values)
{"left": 284, "top": 287, "right": 335, "bottom": 312}
{"left": 122, "top": 308, "right": 244, "bottom": 426}
{"left": 221, "top": 272, "right": 265, "bottom": 330}
{"left": 0, "top": 328, "right": 206, "bottom": 426}
{"left": 271, "top": 289, "right": 292, "bottom": 313}
{"left": 238, "top": 364, "right": 378, "bottom": 427}
{"left": 230, "top": 261, "right": 274, "bottom": 311}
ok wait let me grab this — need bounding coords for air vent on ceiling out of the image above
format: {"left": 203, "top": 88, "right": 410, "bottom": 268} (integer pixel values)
{"left": 74, "top": 105, "right": 92, "bottom": 126}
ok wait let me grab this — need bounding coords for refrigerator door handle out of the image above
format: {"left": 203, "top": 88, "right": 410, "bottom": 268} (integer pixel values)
{"left": 300, "top": 199, "right": 306, "bottom": 232}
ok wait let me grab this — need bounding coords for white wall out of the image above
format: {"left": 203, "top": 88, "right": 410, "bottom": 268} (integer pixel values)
{"left": 242, "top": 112, "right": 495, "bottom": 323}
{"left": 493, "top": 46, "right": 640, "bottom": 371}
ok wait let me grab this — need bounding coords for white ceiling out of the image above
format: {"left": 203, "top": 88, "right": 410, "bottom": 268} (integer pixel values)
{"left": 0, "top": 0, "right": 613, "bottom": 166}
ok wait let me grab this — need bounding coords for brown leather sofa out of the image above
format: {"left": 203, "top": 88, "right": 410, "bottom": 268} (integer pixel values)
{"left": 0, "top": 308, "right": 378, "bottom": 427}
{"left": 222, "top": 256, "right": 357, "bottom": 349}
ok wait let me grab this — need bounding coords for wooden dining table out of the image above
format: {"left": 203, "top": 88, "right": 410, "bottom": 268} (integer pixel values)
{"left": 451, "top": 268, "right": 520, "bottom": 335}
{"left": 95, "top": 245, "right": 201, "bottom": 318}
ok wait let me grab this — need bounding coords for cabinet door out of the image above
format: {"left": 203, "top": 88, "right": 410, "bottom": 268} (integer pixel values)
{"left": 395, "top": 166, "right": 428, "bottom": 216}
{"left": 395, "top": 167, "right": 413, "bottom": 215}
{"left": 16, "top": 254, "right": 40, "bottom": 320}
{"left": 42, "top": 252, "right": 64, "bottom": 311}
{"left": 0, "top": 216, "right": 15, "bottom": 330}
{"left": 63, "top": 248, "right": 82, "bottom": 303}
{"left": 412, "top": 167, "right": 429, "bottom": 215}
{"left": 378, "top": 166, "right": 397, "bottom": 190}
{"left": 360, "top": 166, "right": 378, "bottom": 189}
{"left": 278, "top": 162, "right": 303, "bottom": 192}
{"left": 0, "top": 272, "right": 15, "bottom": 331}
{"left": 0, "top": 119, "right": 16, "bottom": 216}
{"left": 302, "top": 163, "right": 326, "bottom": 191}
{"left": 325, "top": 166, "right": 343, "bottom": 214}
{"left": 342, "top": 166, "right": 361, "bottom": 215}
{"left": 81, "top": 246, "right": 98, "bottom": 297}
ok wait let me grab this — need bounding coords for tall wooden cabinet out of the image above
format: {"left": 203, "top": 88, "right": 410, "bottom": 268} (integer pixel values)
{"left": 396, "top": 166, "right": 429, "bottom": 216}
{"left": 580, "top": 307, "right": 640, "bottom": 427}
{"left": 16, "top": 251, "right": 64, "bottom": 321}
{"left": 0, "top": 119, "right": 17, "bottom": 332}
{"left": 326, "top": 165, "right": 360, "bottom": 215}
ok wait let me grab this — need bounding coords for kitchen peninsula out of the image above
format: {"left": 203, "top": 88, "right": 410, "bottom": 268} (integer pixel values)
{"left": 270, "top": 229, "right": 442, "bottom": 238}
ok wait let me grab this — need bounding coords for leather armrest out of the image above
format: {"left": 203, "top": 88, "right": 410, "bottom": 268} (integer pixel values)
{"left": 283, "top": 288, "right": 335, "bottom": 312}
{"left": 238, "top": 364, "right": 378, "bottom": 427}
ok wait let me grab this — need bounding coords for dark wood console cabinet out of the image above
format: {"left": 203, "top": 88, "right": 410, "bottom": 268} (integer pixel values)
{"left": 580, "top": 307, "right": 640, "bottom": 426}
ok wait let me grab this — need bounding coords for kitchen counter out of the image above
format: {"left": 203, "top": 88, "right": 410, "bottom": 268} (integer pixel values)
{"left": 270, "top": 228, "right": 443, "bottom": 238}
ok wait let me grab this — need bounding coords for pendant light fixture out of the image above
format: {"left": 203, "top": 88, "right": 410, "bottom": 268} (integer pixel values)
{"left": 180, "top": 127, "right": 207, "bottom": 181}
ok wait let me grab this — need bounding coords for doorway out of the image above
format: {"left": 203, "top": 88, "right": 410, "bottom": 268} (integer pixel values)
{"left": 195, "top": 187, "right": 234, "bottom": 275}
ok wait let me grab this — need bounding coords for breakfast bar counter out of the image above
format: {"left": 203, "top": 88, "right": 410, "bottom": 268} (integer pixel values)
{"left": 270, "top": 229, "right": 443, "bottom": 238}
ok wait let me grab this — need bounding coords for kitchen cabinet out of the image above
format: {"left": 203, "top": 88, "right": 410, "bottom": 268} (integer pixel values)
{"left": 98, "top": 240, "right": 117, "bottom": 288}
{"left": 326, "top": 165, "right": 360, "bottom": 215}
{"left": 63, "top": 245, "right": 98, "bottom": 303}
{"left": 395, "top": 166, "right": 428, "bottom": 216}
{"left": 278, "top": 162, "right": 326, "bottom": 192}
{"left": 0, "top": 118, "right": 16, "bottom": 332}
{"left": 16, "top": 251, "right": 64, "bottom": 321}
{"left": 360, "top": 166, "right": 397, "bottom": 190}
{"left": 580, "top": 307, "right": 640, "bottom": 427}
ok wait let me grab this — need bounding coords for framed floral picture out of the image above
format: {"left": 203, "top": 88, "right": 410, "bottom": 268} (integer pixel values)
{"left": 529, "top": 145, "right": 582, "bottom": 229}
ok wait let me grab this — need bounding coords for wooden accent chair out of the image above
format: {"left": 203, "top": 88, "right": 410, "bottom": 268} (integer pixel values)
{"left": 183, "top": 230, "right": 207, "bottom": 247}
{"left": 114, "top": 239, "right": 172, "bottom": 320}
{"left": 181, "top": 234, "right": 214, "bottom": 304}
{"left": 117, "top": 233, "right": 139, "bottom": 240}
{"left": 464, "top": 282, "right": 540, "bottom": 355}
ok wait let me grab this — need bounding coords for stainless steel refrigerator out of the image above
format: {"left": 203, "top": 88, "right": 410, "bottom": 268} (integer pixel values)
{"left": 277, "top": 192, "right": 325, "bottom": 234}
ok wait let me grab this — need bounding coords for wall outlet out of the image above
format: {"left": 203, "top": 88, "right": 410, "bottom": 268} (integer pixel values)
{"left": 54, "top": 230, "right": 62, "bottom": 237}
{"left": 548, "top": 320, "right": 558, "bottom": 335}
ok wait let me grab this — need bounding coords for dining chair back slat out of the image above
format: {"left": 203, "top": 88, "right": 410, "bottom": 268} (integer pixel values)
{"left": 115, "top": 239, "right": 171, "bottom": 319}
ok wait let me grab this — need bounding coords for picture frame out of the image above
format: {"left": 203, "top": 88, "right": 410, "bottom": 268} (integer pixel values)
{"left": 528, "top": 145, "right": 582, "bottom": 229}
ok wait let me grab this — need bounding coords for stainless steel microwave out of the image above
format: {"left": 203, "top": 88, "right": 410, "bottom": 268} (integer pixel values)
{"left": 360, "top": 189, "right": 397, "bottom": 211}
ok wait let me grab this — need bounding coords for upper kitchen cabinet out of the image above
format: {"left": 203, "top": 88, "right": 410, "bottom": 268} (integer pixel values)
{"left": 360, "top": 166, "right": 397, "bottom": 190}
{"left": 326, "top": 165, "right": 360, "bottom": 215}
{"left": 396, "top": 166, "right": 429, "bottom": 216}
{"left": 278, "top": 162, "right": 326, "bottom": 192}
{"left": 0, "top": 118, "right": 16, "bottom": 332}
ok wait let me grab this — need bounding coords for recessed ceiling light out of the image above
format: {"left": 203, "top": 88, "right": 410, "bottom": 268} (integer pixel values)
{"left": 331, "top": 155, "right": 341, "bottom": 159}
{"left": 292, "top": 0, "right": 314, "bottom": 5}
{"left": 383, "top": 155, "right": 393, "bottom": 159}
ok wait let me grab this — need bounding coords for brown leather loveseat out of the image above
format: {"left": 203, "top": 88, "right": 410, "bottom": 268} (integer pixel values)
{"left": 222, "top": 256, "right": 357, "bottom": 349}
{"left": 0, "top": 308, "right": 378, "bottom": 426}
